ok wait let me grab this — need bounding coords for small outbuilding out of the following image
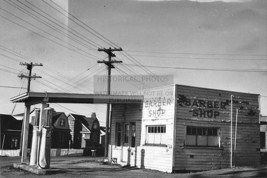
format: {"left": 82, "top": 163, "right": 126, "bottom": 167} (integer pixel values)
{"left": 109, "top": 84, "right": 260, "bottom": 172}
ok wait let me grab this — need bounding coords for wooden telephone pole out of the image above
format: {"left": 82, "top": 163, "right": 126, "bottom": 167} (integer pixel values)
{"left": 18, "top": 62, "right": 43, "bottom": 93}
{"left": 18, "top": 62, "right": 42, "bottom": 161}
{"left": 98, "top": 48, "right": 122, "bottom": 157}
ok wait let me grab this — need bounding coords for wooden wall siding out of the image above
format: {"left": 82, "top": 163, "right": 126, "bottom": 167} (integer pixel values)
{"left": 110, "top": 104, "right": 142, "bottom": 165}
{"left": 138, "top": 146, "right": 173, "bottom": 172}
{"left": 139, "top": 85, "right": 175, "bottom": 173}
{"left": 174, "top": 85, "right": 260, "bottom": 171}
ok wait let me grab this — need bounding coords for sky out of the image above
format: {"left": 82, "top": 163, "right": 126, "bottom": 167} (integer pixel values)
{"left": 0, "top": 0, "right": 266, "bottom": 125}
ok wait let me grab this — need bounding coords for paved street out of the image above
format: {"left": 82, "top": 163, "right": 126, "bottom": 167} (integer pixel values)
{"left": 1, "top": 156, "right": 267, "bottom": 178}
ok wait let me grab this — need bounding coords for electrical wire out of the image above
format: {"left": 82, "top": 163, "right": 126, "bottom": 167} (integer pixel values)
{"left": 124, "top": 63, "right": 267, "bottom": 73}
{"left": 47, "top": 0, "right": 120, "bottom": 48}
{"left": 121, "top": 53, "right": 267, "bottom": 61}
{"left": 0, "top": 9, "right": 97, "bottom": 60}
{"left": 0, "top": 85, "right": 27, "bottom": 89}
{"left": 12, "top": 0, "right": 101, "bottom": 51}
{"left": 126, "top": 49, "right": 267, "bottom": 57}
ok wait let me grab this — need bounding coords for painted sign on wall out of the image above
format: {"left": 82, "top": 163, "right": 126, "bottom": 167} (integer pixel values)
{"left": 143, "top": 88, "right": 174, "bottom": 119}
{"left": 177, "top": 94, "right": 255, "bottom": 119}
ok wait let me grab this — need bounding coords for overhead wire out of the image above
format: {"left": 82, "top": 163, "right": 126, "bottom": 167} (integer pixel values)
{"left": 126, "top": 49, "right": 267, "bottom": 57}
{"left": 0, "top": 68, "right": 19, "bottom": 75}
{"left": 15, "top": 0, "right": 102, "bottom": 51}
{"left": 47, "top": 0, "right": 120, "bottom": 48}
{"left": 11, "top": 78, "right": 26, "bottom": 115}
{"left": 46, "top": 0, "right": 155, "bottom": 76}
{"left": 124, "top": 63, "right": 267, "bottom": 73}
{"left": 0, "top": 8, "right": 98, "bottom": 60}
{"left": 121, "top": 53, "right": 267, "bottom": 61}
{"left": 65, "top": 65, "right": 106, "bottom": 92}
{"left": 1, "top": 45, "right": 94, "bottom": 93}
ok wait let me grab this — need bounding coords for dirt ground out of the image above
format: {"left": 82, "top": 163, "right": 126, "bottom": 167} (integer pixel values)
{"left": 1, "top": 156, "right": 267, "bottom": 178}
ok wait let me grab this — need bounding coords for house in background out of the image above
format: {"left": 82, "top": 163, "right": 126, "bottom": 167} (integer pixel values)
{"left": 260, "top": 115, "right": 267, "bottom": 164}
{"left": 1, "top": 110, "right": 103, "bottom": 157}
{"left": 100, "top": 126, "right": 106, "bottom": 147}
{"left": 51, "top": 111, "right": 71, "bottom": 149}
{"left": 68, "top": 112, "right": 103, "bottom": 155}
{"left": 0, "top": 114, "right": 23, "bottom": 150}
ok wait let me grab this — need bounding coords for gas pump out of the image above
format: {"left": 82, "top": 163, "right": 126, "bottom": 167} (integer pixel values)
{"left": 38, "top": 107, "right": 53, "bottom": 169}
{"left": 28, "top": 106, "right": 53, "bottom": 169}
{"left": 29, "top": 109, "right": 40, "bottom": 166}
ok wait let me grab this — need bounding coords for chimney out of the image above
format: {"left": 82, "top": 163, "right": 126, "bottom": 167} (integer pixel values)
{"left": 91, "top": 112, "right": 96, "bottom": 118}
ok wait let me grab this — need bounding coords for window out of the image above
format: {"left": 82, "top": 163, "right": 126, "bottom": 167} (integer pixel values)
{"left": 131, "top": 123, "right": 136, "bottom": 147}
{"left": 260, "top": 132, "right": 266, "bottom": 149}
{"left": 59, "top": 119, "right": 65, "bottom": 127}
{"left": 145, "top": 125, "right": 166, "bottom": 145}
{"left": 124, "top": 124, "right": 129, "bottom": 144}
{"left": 115, "top": 123, "right": 122, "bottom": 146}
{"left": 186, "top": 126, "right": 220, "bottom": 147}
{"left": 11, "top": 137, "right": 19, "bottom": 149}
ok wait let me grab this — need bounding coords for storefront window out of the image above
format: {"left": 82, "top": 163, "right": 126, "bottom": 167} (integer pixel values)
{"left": 186, "top": 126, "right": 220, "bottom": 147}
{"left": 145, "top": 125, "right": 166, "bottom": 145}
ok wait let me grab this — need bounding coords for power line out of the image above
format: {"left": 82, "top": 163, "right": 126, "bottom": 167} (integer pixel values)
{"left": 120, "top": 53, "right": 267, "bottom": 61}
{"left": 43, "top": 0, "right": 156, "bottom": 76}
{"left": 0, "top": 8, "right": 97, "bottom": 60}
{"left": 1, "top": 46, "right": 97, "bottom": 94}
{"left": 124, "top": 63, "right": 267, "bottom": 73}
{"left": 0, "top": 85, "right": 27, "bottom": 89}
{"left": 126, "top": 49, "right": 267, "bottom": 57}
{"left": 13, "top": 0, "right": 102, "bottom": 50}
{"left": 47, "top": 0, "right": 120, "bottom": 48}
{"left": 0, "top": 68, "right": 18, "bottom": 75}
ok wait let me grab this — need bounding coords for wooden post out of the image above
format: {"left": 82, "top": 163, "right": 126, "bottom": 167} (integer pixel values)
{"left": 21, "top": 104, "right": 31, "bottom": 163}
{"left": 234, "top": 108, "right": 239, "bottom": 167}
{"left": 230, "top": 95, "right": 233, "bottom": 168}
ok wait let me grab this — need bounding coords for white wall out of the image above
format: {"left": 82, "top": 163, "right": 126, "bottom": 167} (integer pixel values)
{"left": 137, "top": 85, "right": 175, "bottom": 173}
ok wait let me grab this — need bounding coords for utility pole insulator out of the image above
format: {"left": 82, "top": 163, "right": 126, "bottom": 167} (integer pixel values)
{"left": 18, "top": 62, "right": 43, "bottom": 93}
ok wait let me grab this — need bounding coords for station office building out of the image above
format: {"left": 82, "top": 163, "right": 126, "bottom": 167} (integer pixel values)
{"left": 109, "top": 84, "right": 260, "bottom": 173}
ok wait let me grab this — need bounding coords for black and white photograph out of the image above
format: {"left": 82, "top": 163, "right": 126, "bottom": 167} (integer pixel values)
{"left": 0, "top": 0, "right": 267, "bottom": 177}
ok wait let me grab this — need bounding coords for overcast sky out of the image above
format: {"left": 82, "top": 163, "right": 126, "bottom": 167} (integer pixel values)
{"left": 0, "top": 0, "right": 266, "bottom": 124}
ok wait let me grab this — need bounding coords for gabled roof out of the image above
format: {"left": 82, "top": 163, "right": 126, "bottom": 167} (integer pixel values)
{"left": 80, "top": 123, "right": 91, "bottom": 134}
{"left": 52, "top": 112, "right": 66, "bottom": 125}
{"left": 69, "top": 113, "right": 88, "bottom": 126}
{"left": 69, "top": 113, "right": 99, "bottom": 131}
{"left": 0, "top": 114, "right": 22, "bottom": 130}
{"left": 0, "top": 114, "right": 17, "bottom": 120}
{"left": 100, "top": 126, "right": 106, "bottom": 133}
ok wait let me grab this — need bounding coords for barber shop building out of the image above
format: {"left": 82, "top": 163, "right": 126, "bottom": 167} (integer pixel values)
{"left": 109, "top": 84, "right": 260, "bottom": 172}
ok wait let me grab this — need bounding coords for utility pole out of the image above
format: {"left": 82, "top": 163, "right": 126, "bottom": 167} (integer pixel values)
{"left": 18, "top": 62, "right": 42, "bottom": 160}
{"left": 98, "top": 47, "right": 122, "bottom": 158}
{"left": 18, "top": 62, "right": 43, "bottom": 93}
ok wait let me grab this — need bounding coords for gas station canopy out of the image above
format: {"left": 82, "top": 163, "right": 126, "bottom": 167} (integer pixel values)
{"left": 10, "top": 92, "right": 144, "bottom": 105}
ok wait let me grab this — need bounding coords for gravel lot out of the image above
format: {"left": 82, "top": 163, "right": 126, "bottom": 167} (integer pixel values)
{"left": 1, "top": 156, "right": 267, "bottom": 178}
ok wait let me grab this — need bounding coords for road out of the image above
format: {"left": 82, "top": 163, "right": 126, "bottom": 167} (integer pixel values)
{"left": 1, "top": 156, "right": 267, "bottom": 178}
